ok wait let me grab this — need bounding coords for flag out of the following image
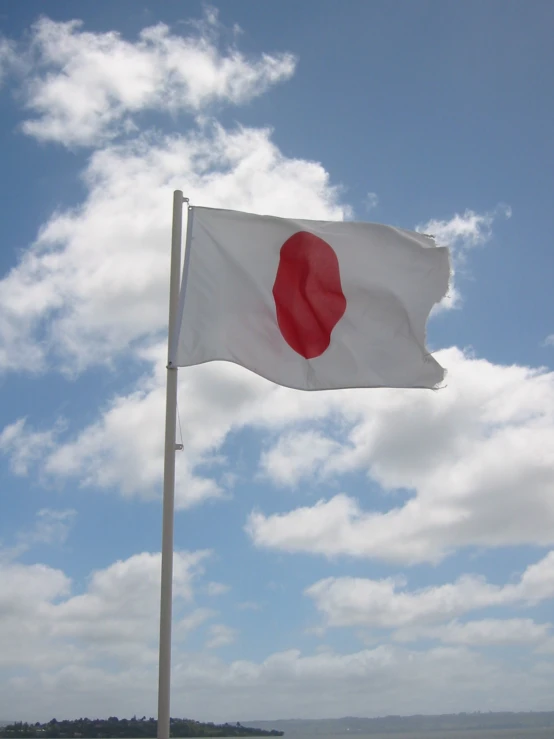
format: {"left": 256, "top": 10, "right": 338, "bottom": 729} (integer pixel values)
{"left": 171, "top": 206, "right": 450, "bottom": 390}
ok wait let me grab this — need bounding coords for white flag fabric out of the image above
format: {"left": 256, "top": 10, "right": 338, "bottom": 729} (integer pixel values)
{"left": 171, "top": 206, "right": 450, "bottom": 390}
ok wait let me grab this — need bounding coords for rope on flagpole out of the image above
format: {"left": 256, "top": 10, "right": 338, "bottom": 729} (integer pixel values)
{"left": 176, "top": 397, "right": 184, "bottom": 451}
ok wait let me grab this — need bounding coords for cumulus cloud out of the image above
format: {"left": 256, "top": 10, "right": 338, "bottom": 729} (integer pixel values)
{"left": 40, "top": 353, "right": 227, "bottom": 508}
{"left": 0, "top": 124, "right": 348, "bottom": 375}
{"left": 19, "top": 12, "right": 295, "bottom": 147}
{"left": 2, "top": 547, "right": 554, "bottom": 720}
{"left": 2, "top": 638, "right": 554, "bottom": 721}
{"left": 206, "top": 624, "right": 237, "bottom": 648}
{"left": 306, "top": 551, "right": 554, "bottom": 629}
{"left": 9, "top": 349, "right": 273, "bottom": 508}
{"left": 259, "top": 430, "right": 343, "bottom": 487}
{"left": 419, "top": 207, "right": 507, "bottom": 253}
{"left": 247, "top": 347, "right": 554, "bottom": 563}
{"left": 5, "top": 343, "right": 554, "bottom": 530}
{"left": 49, "top": 550, "right": 208, "bottom": 663}
{"left": 0, "top": 418, "right": 65, "bottom": 475}
{"left": 417, "top": 204, "right": 511, "bottom": 310}
{"left": 174, "top": 607, "right": 216, "bottom": 640}
{"left": 0, "top": 10, "right": 511, "bottom": 521}
{"left": 0, "top": 549, "right": 208, "bottom": 671}
{"left": 393, "top": 619, "right": 551, "bottom": 646}
{"left": 0, "top": 109, "right": 351, "bottom": 508}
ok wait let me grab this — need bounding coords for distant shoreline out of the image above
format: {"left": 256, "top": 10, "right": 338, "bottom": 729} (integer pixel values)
{"left": 0, "top": 719, "right": 284, "bottom": 739}
{"left": 242, "top": 712, "right": 554, "bottom": 735}
{"left": 5, "top": 712, "right": 554, "bottom": 737}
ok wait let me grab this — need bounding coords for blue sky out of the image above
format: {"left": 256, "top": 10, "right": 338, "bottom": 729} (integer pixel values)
{"left": 1, "top": 0, "right": 554, "bottom": 723}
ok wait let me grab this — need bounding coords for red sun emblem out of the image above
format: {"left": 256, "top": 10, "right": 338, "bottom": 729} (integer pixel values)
{"left": 272, "top": 231, "right": 347, "bottom": 359}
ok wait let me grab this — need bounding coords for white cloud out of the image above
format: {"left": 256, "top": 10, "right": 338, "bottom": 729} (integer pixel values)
{"left": 50, "top": 550, "right": 209, "bottom": 659}
{"left": 417, "top": 204, "right": 511, "bottom": 310}
{"left": 306, "top": 550, "right": 554, "bottom": 630}
{"left": 0, "top": 418, "right": 64, "bottom": 475}
{"left": 6, "top": 343, "right": 554, "bottom": 528}
{"left": 0, "top": 110, "right": 350, "bottom": 507}
{"left": 393, "top": 619, "right": 551, "bottom": 646}
{"left": 0, "top": 37, "right": 16, "bottom": 86}
{"left": 174, "top": 608, "right": 216, "bottom": 639}
{"left": 25, "top": 349, "right": 276, "bottom": 508}
{"left": 260, "top": 430, "right": 342, "bottom": 487}
{"left": 20, "top": 12, "right": 296, "bottom": 147}
{"left": 0, "top": 347, "right": 337, "bottom": 509}
{"left": 0, "top": 561, "right": 70, "bottom": 614}
{"left": 364, "top": 192, "right": 379, "bottom": 210}
{"left": 0, "top": 13, "right": 511, "bottom": 527}
{"left": 0, "top": 346, "right": 281, "bottom": 508}
{"left": 19, "top": 508, "right": 76, "bottom": 548}
{"left": 543, "top": 334, "right": 554, "bottom": 348}
{"left": 0, "top": 560, "right": 72, "bottom": 669}
{"left": 2, "top": 550, "right": 554, "bottom": 720}
{"left": 247, "top": 347, "right": 554, "bottom": 563}
{"left": 0, "top": 123, "right": 348, "bottom": 374}
{"left": 6, "top": 343, "right": 554, "bottom": 539}
{"left": 206, "top": 623, "right": 237, "bottom": 648}
{"left": 0, "top": 549, "right": 208, "bottom": 671}
{"left": 0, "top": 508, "right": 75, "bottom": 563}
{"left": 420, "top": 208, "right": 499, "bottom": 251}
{"left": 205, "top": 581, "right": 231, "bottom": 596}
{"left": 41, "top": 355, "right": 226, "bottom": 508}
{"left": 419, "top": 204, "right": 511, "bottom": 258}
{"left": 2, "top": 639, "right": 554, "bottom": 721}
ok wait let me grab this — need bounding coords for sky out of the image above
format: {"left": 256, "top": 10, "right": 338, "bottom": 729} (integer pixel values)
{"left": 1, "top": 0, "right": 554, "bottom": 724}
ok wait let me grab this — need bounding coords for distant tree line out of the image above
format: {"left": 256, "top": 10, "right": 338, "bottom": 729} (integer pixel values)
{"left": 0, "top": 718, "right": 284, "bottom": 739}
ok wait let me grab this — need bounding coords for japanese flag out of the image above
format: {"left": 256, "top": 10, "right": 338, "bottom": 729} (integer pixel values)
{"left": 171, "top": 206, "right": 450, "bottom": 390}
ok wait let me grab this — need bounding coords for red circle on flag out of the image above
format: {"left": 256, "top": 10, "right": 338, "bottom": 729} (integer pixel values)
{"left": 272, "top": 231, "right": 347, "bottom": 359}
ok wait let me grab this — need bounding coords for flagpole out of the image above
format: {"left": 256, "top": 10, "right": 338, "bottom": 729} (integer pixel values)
{"left": 157, "top": 190, "right": 187, "bottom": 739}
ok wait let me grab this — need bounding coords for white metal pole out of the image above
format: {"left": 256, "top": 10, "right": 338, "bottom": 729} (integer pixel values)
{"left": 157, "top": 190, "right": 187, "bottom": 739}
